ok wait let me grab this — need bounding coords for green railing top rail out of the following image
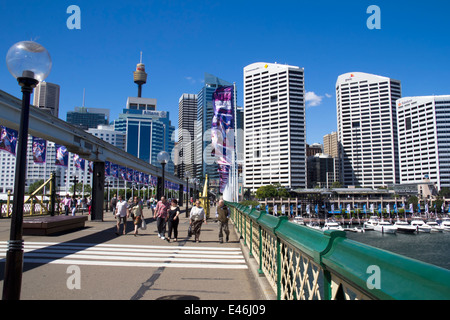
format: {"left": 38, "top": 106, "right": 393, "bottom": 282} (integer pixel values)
{"left": 226, "top": 201, "right": 450, "bottom": 300}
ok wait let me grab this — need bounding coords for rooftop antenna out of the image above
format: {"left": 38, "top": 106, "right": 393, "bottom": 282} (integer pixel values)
{"left": 82, "top": 88, "right": 86, "bottom": 108}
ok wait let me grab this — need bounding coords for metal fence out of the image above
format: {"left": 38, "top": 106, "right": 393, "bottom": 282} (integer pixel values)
{"left": 227, "top": 201, "right": 450, "bottom": 300}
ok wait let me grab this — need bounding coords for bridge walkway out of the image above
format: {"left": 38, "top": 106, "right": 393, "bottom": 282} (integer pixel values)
{"left": 0, "top": 206, "right": 267, "bottom": 300}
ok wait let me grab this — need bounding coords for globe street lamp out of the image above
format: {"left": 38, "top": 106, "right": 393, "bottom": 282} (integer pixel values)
{"left": 3, "top": 41, "right": 52, "bottom": 300}
{"left": 157, "top": 151, "right": 170, "bottom": 199}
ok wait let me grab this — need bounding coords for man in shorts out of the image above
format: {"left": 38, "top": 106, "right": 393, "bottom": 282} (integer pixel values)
{"left": 115, "top": 195, "right": 129, "bottom": 235}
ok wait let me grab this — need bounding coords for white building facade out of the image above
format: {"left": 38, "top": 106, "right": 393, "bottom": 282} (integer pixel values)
{"left": 336, "top": 72, "right": 401, "bottom": 188}
{"left": 397, "top": 95, "right": 450, "bottom": 190}
{"left": 243, "top": 62, "right": 306, "bottom": 191}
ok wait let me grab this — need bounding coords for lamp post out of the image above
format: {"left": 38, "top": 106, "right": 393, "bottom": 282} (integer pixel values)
{"left": 3, "top": 41, "right": 52, "bottom": 300}
{"left": 185, "top": 171, "right": 191, "bottom": 217}
{"left": 157, "top": 151, "right": 170, "bottom": 199}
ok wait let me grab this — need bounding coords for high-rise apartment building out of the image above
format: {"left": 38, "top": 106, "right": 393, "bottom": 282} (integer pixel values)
{"left": 323, "top": 132, "right": 339, "bottom": 158}
{"left": 33, "top": 81, "right": 60, "bottom": 117}
{"left": 336, "top": 72, "right": 401, "bottom": 188}
{"left": 178, "top": 93, "right": 197, "bottom": 178}
{"left": 397, "top": 95, "right": 450, "bottom": 190}
{"left": 243, "top": 62, "right": 306, "bottom": 191}
{"left": 323, "top": 131, "right": 340, "bottom": 185}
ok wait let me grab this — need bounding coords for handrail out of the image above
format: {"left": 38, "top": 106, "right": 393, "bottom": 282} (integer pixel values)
{"left": 226, "top": 201, "right": 450, "bottom": 300}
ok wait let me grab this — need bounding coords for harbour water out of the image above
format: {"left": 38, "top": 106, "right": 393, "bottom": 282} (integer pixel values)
{"left": 346, "top": 230, "right": 450, "bottom": 271}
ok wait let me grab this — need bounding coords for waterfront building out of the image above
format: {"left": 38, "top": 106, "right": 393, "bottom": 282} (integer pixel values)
{"left": 87, "top": 125, "right": 126, "bottom": 151}
{"left": 336, "top": 72, "right": 401, "bottom": 188}
{"left": 33, "top": 81, "right": 60, "bottom": 117}
{"left": 243, "top": 62, "right": 306, "bottom": 191}
{"left": 307, "top": 153, "right": 336, "bottom": 188}
{"left": 396, "top": 95, "right": 450, "bottom": 190}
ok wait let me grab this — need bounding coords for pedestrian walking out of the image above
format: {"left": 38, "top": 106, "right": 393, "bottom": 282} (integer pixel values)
{"left": 131, "top": 196, "right": 144, "bottom": 236}
{"left": 87, "top": 196, "right": 92, "bottom": 215}
{"left": 189, "top": 200, "right": 206, "bottom": 243}
{"left": 115, "top": 195, "right": 128, "bottom": 235}
{"left": 154, "top": 196, "right": 169, "bottom": 240}
{"left": 167, "top": 199, "right": 181, "bottom": 242}
{"left": 216, "top": 200, "right": 230, "bottom": 243}
{"left": 62, "top": 194, "right": 72, "bottom": 216}
{"left": 110, "top": 194, "right": 118, "bottom": 214}
{"left": 71, "top": 194, "right": 77, "bottom": 216}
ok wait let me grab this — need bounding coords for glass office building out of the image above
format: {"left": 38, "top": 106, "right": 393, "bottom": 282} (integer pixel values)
{"left": 114, "top": 97, "right": 175, "bottom": 173}
{"left": 194, "top": 73, "right": 233, "bottom": 189}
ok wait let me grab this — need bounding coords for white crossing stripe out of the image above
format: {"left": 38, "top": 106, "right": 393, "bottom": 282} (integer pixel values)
{"left": 0, "top": 241, "right": 248, "bottom": 270}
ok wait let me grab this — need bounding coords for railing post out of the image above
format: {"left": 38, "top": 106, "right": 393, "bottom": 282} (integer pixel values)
{"left": 258, "top": 225, "right": 263, "bottom": 274}
{"left": 276, "top": 235, "right": 281, "bottom": 300}
{"left": 249, "top": 218, "right": 253, "bottom": 257}
{"left": 244, "top": 214, "right": 247, "bottom": 246}
{"left": 323, "top": 269, "right": 332, "bottom": 300}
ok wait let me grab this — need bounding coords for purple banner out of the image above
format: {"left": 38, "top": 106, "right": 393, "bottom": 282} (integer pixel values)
{"left": 111, "top": 163, "right": 119, "bottom": 178}
{"left": 73, "top": 154, "right": 85, "bottom": 170}
{"left": 105, "top": 161, "right": 110, "bottom": 176}
{"left": 0, "top": 126, "right": 18, "bottom": 156}
{"left": 55, "top": 144, "right": 69, "bottom": 167}
{"left": 119, "top": 166, "right": 126, "bottom": 180}
{"left": 32, "top": 136, "right": 46, "bottom": 164}
{"left": 212, "top": 85, "right": 234, "bottom": 193}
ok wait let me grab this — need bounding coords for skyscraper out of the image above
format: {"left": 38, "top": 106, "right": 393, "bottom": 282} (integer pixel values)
{"left": 243, "top": 62, "right": 306, "bottom": 191}
{"left": 33, "top": 81, "right": 60, "bottom": 117}
{"left": 194, "top": 73, "right": 233, "bottom": 189}
{"left": 336, "top": 72, "right": 401, "bottom": 188}
{"left": 114, "top": 97, "right": 175, "bottom": 173}
{"left": 178, "top": 93, "right": 197, "bottom": 178}
{"left": 66, "top": 107, "right": 109, "bottom": 130}
{"left": 397, "top": 95, "right": 450, "bottom": 190}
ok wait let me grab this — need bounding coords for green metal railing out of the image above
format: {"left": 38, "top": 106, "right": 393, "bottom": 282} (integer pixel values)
{"left": 227, "top": 201, "right": 450, "bottom": 300}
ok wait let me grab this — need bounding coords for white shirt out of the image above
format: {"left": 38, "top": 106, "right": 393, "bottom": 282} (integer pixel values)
{"left": 190, "top": 206, "right": 205, "bottom": 221}
{"left": 116, "top": 200, "right": 128, "bottom": 217}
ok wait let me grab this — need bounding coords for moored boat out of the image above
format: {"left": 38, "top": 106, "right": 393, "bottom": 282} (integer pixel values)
{"left": 374, "top": 219, "right": 397, "bottom": 234}
{"left": 322, "top": 219, "right": 344, "bottom": 231}
{"left": 394, "top": 219, "right": 416, "bottom": 234}
{"left": 440, "top": 217, "right": 450, "bottom": 231}
{"left": 411, "top": 218, "right": 432, "bottom": 233}
{"left": 425, "top": 219, "right": 444, "bottom": 232}
{"left": 363, "top": 216, "right": 379, "bottom": 231}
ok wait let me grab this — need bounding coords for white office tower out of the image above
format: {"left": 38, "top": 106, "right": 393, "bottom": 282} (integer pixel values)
{"left": 33, "top": 82, "right": 60, "bottom": 117}
{"left": 397, "top": 95, "right": 450, "bottom": 190}
{"left": 178, "top": 93, "right": 197, "bottom": 178}
{"left": 243, "top": 62, "right": 306, "bottom": 191}
{"left": 336, "top": 72, "right": 401, "bottom": 188}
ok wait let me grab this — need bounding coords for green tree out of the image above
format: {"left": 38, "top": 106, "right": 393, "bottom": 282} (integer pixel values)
{"left": 28, "top": 179, "right": 45, "bottom": 195}
{"left": 331, "top": 181, "right": 342, "bottom": 188}
{"left": 256, "top": 185, "right": 278, "bottom": 199}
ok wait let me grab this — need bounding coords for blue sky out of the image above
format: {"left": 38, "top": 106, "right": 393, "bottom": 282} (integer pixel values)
{"left": 1, "top": 0, "right": 450, "bottom": 144}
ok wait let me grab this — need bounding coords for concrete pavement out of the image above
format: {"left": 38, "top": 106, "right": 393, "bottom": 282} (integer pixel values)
{"left": 0, "top": 206, "right": 267, "bottom": 300}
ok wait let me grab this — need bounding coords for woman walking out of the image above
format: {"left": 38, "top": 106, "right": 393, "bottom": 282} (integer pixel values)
{"left": 167, "top": 199, "right": 181, "bottom": 242}
{"left": 189, "top": 200, "right": 206, "bottom": 243}
{"left": 131, "top": 196, "right": 144, "bottom": 236}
